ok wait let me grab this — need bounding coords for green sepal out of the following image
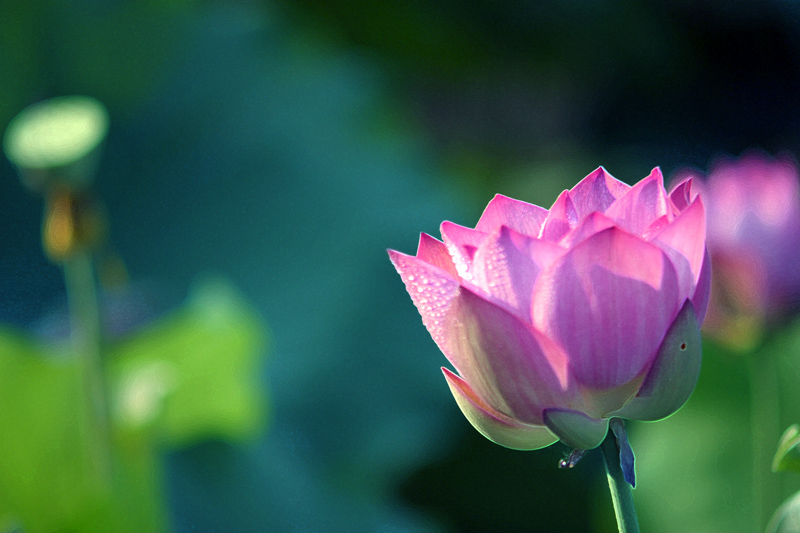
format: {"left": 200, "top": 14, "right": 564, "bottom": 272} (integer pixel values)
{"left": 610, "top": 300, "right": 702, "bottom": 421}
{"left": 543, "top": 408, "right": 608, "bottom": 450}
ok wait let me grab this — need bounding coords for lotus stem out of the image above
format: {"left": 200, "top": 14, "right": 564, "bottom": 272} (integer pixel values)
{"left": 63, "top": 249, "right": 112, "bottom": 485}
{"left": 600, "top": 430, "right": 640, "bottom": 533}
{"left": 748, "top": 355, "right": 780, "bottom": 532}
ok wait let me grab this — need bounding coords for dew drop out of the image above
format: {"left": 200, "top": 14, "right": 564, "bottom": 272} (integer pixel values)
{"left": 558, "top": 449, "right": 586, "bottom": 469}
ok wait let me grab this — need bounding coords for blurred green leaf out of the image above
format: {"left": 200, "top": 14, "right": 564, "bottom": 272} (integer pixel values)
{"left": 0, "top": 277, "right": 267, "bottom": 531}
{"left": 767, "top": 491, "right": 800, "bottom": 533}
{"left": 774, "top": 425, "right": 800, "bottom": 475}
{"left": 634, "top": 318, "right": 800, "bottom": 533}
{"left": 0, "top": 329, "right": 166, "bottom": 532}
{"left": 0, "top": 330, "right": 95, "bottom": 531}
{"left": 108, "top": 278, "right": 268, "bottom": 446}
{"left": 632, "top": 341, "right": 754, "bottom": 533}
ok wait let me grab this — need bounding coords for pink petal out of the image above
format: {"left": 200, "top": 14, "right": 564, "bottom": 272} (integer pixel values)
{"left": 569, "top": 167, "right": 631, "bottom": 218}
{"left": 642, "top": 214, "right": 671, "bottom": 241}
{"left": 444, "top": 286, "right": 576, "bottom": 425}
{"left": 471, "top": 226, "right": 566, "bottom": 322}
{"left": 440, "top": 221, "right": 487, "bottom": 281}
{"left": 443, "top": 368, "right": 559, "bottom": 450}
{"left": 532, "top": 227, "right": 681, "bottom": 389}
{"left": 559, "top": 211, "right": 616, "bottom": 249}
{"left": 605, "top": 168, "right": 671, "bottom": 236}
{"left": 416, "top": 233, "right": 458, "bottom": 277}
{"left": 669, "top": 174, "right": 700, "bottom": 212}
{"left": 691, "top": 249, "right": 712, "bottom": 324}
{"left": 539, "top": 190, "right": 579, "bottom": 242}
{"left": 652, "top": 197, "right": 706, "bottom": 301}
{"left": 475, "top": 194, "right": 548, "bottom": 238}
{"left": 388, "top": 249, "right": 461, "bottom": 352}
{"left": 390, "top": 250, "right": 574, "bottom": 424}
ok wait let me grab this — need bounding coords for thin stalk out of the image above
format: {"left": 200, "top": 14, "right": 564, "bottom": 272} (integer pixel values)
{"left": 748, "top": 355, "right": 781, "bottom": 532}
{"left": 600, "top": 431, "right": 640, "bottom": 533}
{"left": 63, "top": 250, "right": 112, "bottom": 485}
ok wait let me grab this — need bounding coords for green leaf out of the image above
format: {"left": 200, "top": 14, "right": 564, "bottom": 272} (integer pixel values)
{"left": 0, "top": 330, "right": 167, "bottom": 532}
{"left": 108, "top": 278, "right": 268, "bottom": 446}
{"left": 773, "top": 425, "right": 800, "bottom": 475}
{"left": 633, "top": 317, "right": 800, "bottom": 533}
{"left": 0, "top": 277, "right": 267, "bottom": 532}
{"left": 0, "top": 330, "right": 96, "bottom": 531}
{"left": 632, "top": 341, "right": 754, "bottom": 533}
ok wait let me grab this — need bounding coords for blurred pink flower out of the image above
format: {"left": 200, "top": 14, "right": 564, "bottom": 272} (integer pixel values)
{"left": 677, "top": 153, "right": 800, "bottom": 344}
{"left": 389, "top": 168, "right": 709, "bottom": 452}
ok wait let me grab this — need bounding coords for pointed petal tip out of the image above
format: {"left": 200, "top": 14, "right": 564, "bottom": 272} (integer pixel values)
{"left": 416, "top": 232, "right": 459, "bottom": 276}
{"left": 573, "top": 166, "right": 612, "bottom": 191}
{"left": 585, "top": 165, "right": 614, "bottom": 180}
{"left": 475, "top": 194, "right": 549, "bottom": 237}
{"left": 643, "top": 167, "right": 665, "bottom": 189}
{"left": 417, "top": 231, "right": 441, "bottom": 246}
{"left": 586, "top": 166, "right": 607, "bottom": 179}
{"left": 653, "top": 196, "right": 707, "bottom": 293}
{"left": 540, "top": 190, "right": 578, "bottom": 241}
{"left": 387, "top": 247, "right": 406, "bottom": 266}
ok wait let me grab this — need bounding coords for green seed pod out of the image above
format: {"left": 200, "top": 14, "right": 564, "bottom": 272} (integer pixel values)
{"left": 3, "top": 96, "right": 109, "bottom": 193}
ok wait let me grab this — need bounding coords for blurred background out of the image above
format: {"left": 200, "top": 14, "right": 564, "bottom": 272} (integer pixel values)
{"left": 2, "top": 1, "right": 800, "bottom": 531}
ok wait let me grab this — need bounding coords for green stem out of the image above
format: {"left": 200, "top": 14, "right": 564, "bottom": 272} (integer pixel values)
{"left": 63, "top": 250, "right": 112, "bottom": 485}
{"left": 748, "top": 355, "right": 780, "bottom": 532}
{"left": 600, "top": 430, "right": 640, "bottom": 533}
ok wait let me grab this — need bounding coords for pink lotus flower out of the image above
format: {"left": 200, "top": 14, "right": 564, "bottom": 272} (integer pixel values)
{"left": 389, "top": 168, "right": 710, "bottom": 454}
{"left": 678, "top": 153, "right": 800, "bottom": 336}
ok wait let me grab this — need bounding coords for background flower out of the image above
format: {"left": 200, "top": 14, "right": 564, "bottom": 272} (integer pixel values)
{"left": 676, "top": 153, "right": 800, "bottom": 346}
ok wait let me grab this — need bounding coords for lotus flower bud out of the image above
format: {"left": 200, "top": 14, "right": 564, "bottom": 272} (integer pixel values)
{"left": 675, "top": 153, "right": 800, "bottom": 347}
{"left": 389, "top": 167, "right": 709, "bottom": 454}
